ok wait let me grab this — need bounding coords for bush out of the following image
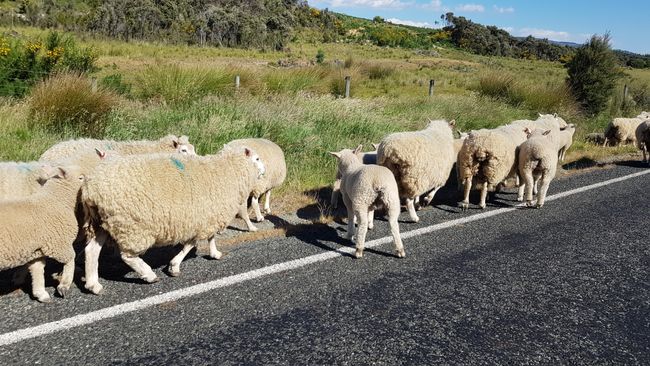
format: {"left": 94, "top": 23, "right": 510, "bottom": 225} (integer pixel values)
{"left": 29, "top": 73, "right": 117, "bottom": 136}
{"left": 363, "top": 63, "right": 395, "bottom": 80}
{"left": 0, "top": 32, "right": 97, "bottom": 97}
{"left": 101, "top": 73, "right": 133, "bottom": 97}
{"left": 566, "top": 34, "right": 620, "bottom": 115}
{"left": 316, "top": 49, "right": 325, "bottom": 64}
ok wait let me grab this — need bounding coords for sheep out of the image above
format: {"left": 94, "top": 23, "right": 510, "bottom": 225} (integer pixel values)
{"left": 0, "top": 161, "right": 47, "bottom": 200}
{"left": 585, "top": 132, "right": 606, "bottom": 145}
{"left": 331, "top": 145, "right": 378, "bottom": 209}
{"left": 224, "top": 138, "right": 286, "bottom": 231}
{"left": 377, "top": 119, "right": 456, "bottom": 222}
{"left": 510, "top": 113, "right": 569, "bottom": 131}
{"left": 518, "top": 129, "right": 557, "bottom": 208}
{"left": 40, "top": 134, "right": 196, "bottom": 162}
{"left": 635, "top": 120, "right": 650, "bottom": 164}
{"left": 330, "top": 145, "right": 404, "bottom": 259}
{"left": 603, "top": 112, "right": 650, "bottom": 146}
{"left": 556, "top": 123, "right": 577, "bottom": 162}
{"left": 0, "top": 164, "right": 85, "bottom": 302}
{"left": 81, "top": 146, "right": 265, "bottom": 294}
{"left": 457, "top": 125, "right": 527, "bottom": 210}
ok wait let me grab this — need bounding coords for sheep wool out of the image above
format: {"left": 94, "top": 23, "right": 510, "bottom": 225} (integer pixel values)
{"left": 0, "top": 165, "right": 84, "bottom": 302}
{"left": 225, "top": 138, "right": 286, "bottom": 230}
{"left": 40, "top": 134, "right": 195, "bottom": 162}
{"left": 331, "top": 146, "right": 377, "bottom": 209}
{"left": 377, "top": 119, "right": 456, "bottom": 222}
{"left": 331, "top": 146, "right": 404, "bottom": 259}
{"left": 0, "top": 161, "right": 46, "bottom": 200}
{"left": 81, "top": 147, "right": 264, "bottom": 293}
{"left": 603, "top": 112, "right": 650, "bottom": 146}
{"left": 518, "top": 130, "right": 558, "bottom": 208}
{"left": 635, "top": 121, "right": 650, "bottom": 164}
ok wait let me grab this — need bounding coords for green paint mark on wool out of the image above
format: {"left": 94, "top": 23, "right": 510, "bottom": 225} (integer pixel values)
{"left": 105, "top": 143, "right": 114, "bottom": 150}
{"left": 170, "top": 157, "right": 185, "bottom": 171}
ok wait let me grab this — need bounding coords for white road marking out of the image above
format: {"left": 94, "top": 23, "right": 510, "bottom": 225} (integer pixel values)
{"left": 1, "top": 168, "right": 649, "bottom": 347}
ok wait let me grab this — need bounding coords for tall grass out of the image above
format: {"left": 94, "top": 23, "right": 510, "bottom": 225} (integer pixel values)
{"left": 262, "top": 68, "right": 327, "bottom": 94}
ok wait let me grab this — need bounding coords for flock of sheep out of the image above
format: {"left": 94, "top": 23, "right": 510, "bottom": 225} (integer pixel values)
{"left": 1, "top": 110, "right": 649, "bottom": 303}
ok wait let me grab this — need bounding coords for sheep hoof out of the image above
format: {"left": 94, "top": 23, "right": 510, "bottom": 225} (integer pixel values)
{"left": 167, "top": 267, "right": 180, "bottom": 277}
{"left": 459, "top": 202, "right": 469, "bottom": 211}
{"left": 85, "top": 283, "right": 104, "bottom": 295}
{"left": 396, "top": 249, "right": 406, "bottom": 258}
{"left": 210, "top": 251, "right": 223, "bottom": 260}
{"left": 517, "top": 196, "right": 523, "bottom": 202}
{"left": 56, "top": 285, "right": 70, "bottom": 298}
{"left": 35, "top": 291, "right": 52, "bottom": 303}
{"left": 255, "top": 217, "right": 265, "bottom": 223}
{"left": 536, "top": 204, "right": 544, "bottom": 209}
{"left": 526, "top": 201, "right": 535, "bottom": 208}
{"left": 410, "top": 216, "right": 420, "bottom": 223}
{"left": 263, "top": 208, "right": 272, "bottom": 214}
{"left": 479, "top": 204, "right": 486, "bottom": 209}
{"left": 354, "top": 249, "right": 363, "bottom": 259}
{"left": 368, "top": 224, "right": 374, "bottom": 230}
{"left": 248, "top": 226, "right": 259, "bottom": 232}
{"left": 142, "top": 275, "right": 159, "bottom": 284}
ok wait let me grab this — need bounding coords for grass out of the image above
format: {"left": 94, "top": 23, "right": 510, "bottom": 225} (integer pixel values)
{"left": 2, "top": 25, "right": 650, "bottom": 213}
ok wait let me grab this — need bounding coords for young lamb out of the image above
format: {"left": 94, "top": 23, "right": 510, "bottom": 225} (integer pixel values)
{"left": 0, "top": 165, "right": 85, "bottom": 302}
{"left": 225, "top": 138, "right": 286, "bottom": 231}
{"left": 40, "top": 134, "right": 196, "bottom": 161}
{"left": 331, "top": 145, "right": 378, "bottom": 209}
{"left": 377, "top": 119, "right": 456, "bottom": 222}
{"left": 603, "top": 112, "right": 650, "bottom": 146}
{"left": 81, "top": 147, "right": 265, "bottom": 294}
{"left": 330, "top": 146, "right": 404, "bottom": 259}
{"left": 556, "top": 123, "right": 577, "bottom": 162}
{"left": 635, "top": 120, "right": 650, "bottom": 164}
{"left": 518, "top": 130, "right": 558, "bottom": 208}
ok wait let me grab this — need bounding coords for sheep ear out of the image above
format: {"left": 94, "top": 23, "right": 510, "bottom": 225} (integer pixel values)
{"left": 543, "top": 130, "right": 551, "bottom": 136}
{"left": 172, "top": 140, "right": 179, "bottom": 149}
{"left": 353, "top": 144, "right": 363, "bottom": 155}
{"left": 179, "top": 135, "right": 190, "bottom": 144}
{"left": 94, "top": 147, "right": 107, "bottom": 159}
{"left": 538, "top": 113, "right": 543, "bottom": 117}
{"left": 329, "top": 151, "right": 341, "bottom": 159}
{"left": 448, "top": 119, "right": 456, "bottom": 127}
{"left": 371, "top": 143, "right": 379, "bottom": 150}
{"left": 244, "top": 147, "right": 252, "bottom": 157}
{"left": 553, "top": 113, "right": 558, "bottom": 118}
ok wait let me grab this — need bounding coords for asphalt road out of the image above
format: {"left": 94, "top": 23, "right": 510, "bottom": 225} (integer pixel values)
{"left": 1, "top": 161, "right": 649, "bottom": 365}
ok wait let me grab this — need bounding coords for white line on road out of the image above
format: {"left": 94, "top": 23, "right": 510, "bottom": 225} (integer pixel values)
{"left": 1, "top": 168, "right": 649, "bottom": 347}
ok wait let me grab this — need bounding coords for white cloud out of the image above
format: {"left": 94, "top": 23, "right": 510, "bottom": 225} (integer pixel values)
{"left": 493, "top": 5, "right": 514, "bottom": 14}
{"left": 386, "top": 18, "right": 440, "bottom": 28}
{"left": 456, "top": 3, "right": 485, "bottom": 12}
{"left": 507, "top": 27, "right": 590, "bottom": 43}
{"left": 314, "top": 0, "right": 412, "bottom": 9}
{"left": 421, "top": 0, "right": 443, "bottom": 10}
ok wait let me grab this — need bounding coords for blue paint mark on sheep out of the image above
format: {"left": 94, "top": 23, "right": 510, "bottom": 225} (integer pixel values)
{"left": 170, "top": 157, "right": 185, "bottom": 172}
{"left": 105, "top": 143, "right": 114, "bottom": 150}
{"left": 17, "top": 164, "right": 34, "bottom": 173}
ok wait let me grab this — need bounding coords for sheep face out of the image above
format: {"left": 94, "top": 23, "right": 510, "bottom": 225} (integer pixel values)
{"left": 244, "top": 147, "right": 265, "bottom": 178}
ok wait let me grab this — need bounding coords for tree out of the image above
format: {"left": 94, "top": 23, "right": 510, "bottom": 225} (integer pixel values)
{"left": 373, "top": 16, "right": 384, "bottom": 23}
{"left": 565, "top": 34, "right": 620, "bottom": 115}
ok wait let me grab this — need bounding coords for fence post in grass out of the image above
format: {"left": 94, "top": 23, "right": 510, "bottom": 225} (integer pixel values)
{"left": 623, "top": 84, "right": 628, "bottom": 100}
{"left": 344, "top": 76, "right": 351, "bottom": 98}
{"left": 90, "top": 77, "right": 97, "bottom": 93}
{"left": 428, "top": 79, "right": 435, "bottom": 97}
{"left": 235, "top": 75, "right": 240, "bottom": 91}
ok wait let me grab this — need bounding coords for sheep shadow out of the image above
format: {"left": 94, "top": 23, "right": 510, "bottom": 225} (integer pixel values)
{"left": 613, "top": 160, "right": 649, "bottom": 169}
{"left": 562, "top": 157, "right": 603, "bottom": 171}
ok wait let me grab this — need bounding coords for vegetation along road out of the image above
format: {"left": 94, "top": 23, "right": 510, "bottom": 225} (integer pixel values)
{"left": 1, "top": 162, "right": 648, "bottom": 364}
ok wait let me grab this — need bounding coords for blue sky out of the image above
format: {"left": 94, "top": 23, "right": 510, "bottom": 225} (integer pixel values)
{"left": 308, "top": 1, "right": 649, "bottom": 54}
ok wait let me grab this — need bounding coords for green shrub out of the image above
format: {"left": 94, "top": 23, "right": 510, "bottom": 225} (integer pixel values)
{"left": 29, "top": 73, "right": 117, "bottom": 136}
{"left": 315, "top": 49, "right": 325, "bottom": 64}
{"left": 566, "top": 34, "right": 620, "bottom": 115}
{"left": 363, "top": 63, "right": 395, "bottom": 80}
{"left": 101, "top": 73, "right": 132, "bottom": 97}
{"left": 263, "top": 68, "right": 325, "bottom": 94}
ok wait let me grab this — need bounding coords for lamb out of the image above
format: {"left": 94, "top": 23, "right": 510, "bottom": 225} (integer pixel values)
{"left": 635, "top": 120, "right": 650, "bottom": 164}
{"left": 556, "top": 123, "right": 577, "bottom": 162}
{"left": 518, "top": 130, "right": 558, "bottom": 208}
{"left": 377, "top": 119, "right": 456, "bottom": 222}
{"left": 603, "top": 112, "right": 650, "bottom": 146}
{"left": 457, "top": 125, "right": 527, "bottom": 210}
{"left": 40, "top": 134, "right": 196, "bottom": 161}
{"left": 224, "top": 138, "right": 286, "bottom": 231}
{"left": 331, "top": 145, "right": 378, "bottom": 209}
{"left": 0, "top": 165, "right": 85, "bottom": 302}
{"left": 81, "top": 146, "right": 265, "bottom": 294}
{"left": 330, "top": 146, "right": 404, "bottom": 259}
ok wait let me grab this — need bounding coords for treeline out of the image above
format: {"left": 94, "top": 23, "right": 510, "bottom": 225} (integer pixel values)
{"left": 614, "top": 50, "right": 650, "bottom": 69}
{"left": 0, "top": 0, "right": 340, "bottom": 50}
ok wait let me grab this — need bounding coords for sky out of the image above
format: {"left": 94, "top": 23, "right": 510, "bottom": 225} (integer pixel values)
{"left": 308, "top": 0, "right": 650, "bottom": 54}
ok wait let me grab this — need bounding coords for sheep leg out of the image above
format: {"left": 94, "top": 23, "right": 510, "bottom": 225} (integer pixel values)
{"left": 84, "top": 230, "right": 108, "bottom": 295}
{"left": 120, "top": 253, "right": 158, "bottom": 283}
{"left": 342, "top": 194, "right": 355, "bottom": 240}
{"left": 387, "top": 201, "right": 405, "bottom": 258}
{"left": 603, "top": 137, "right": 608, "bottom": 147}
{"left": 331, "top": 176, "right": 341, "bottom": 209}
{"left": 251, "top": 196, "right": 264, "bottom": 222}
{"left": 28, "top": 258, "right": 50, "bottom": 303}
{"left": 11, "top": 266, "right": 28, "bottom": 286}
{"left": 414, "top": 195, "right": 421, "bottom": 210}
{"left": 238, "top": 203, "right": 258, "bottom": 232}
{"left": 536, "top": 173, "right": 553, "bottom": 208}
{"left": 533, "top": 175, "right": 540, "bottom": 195}
{"left": 56, "top": 258, "right": 75, "bottom": 298}
{"left": 643, "top": 143, "right": 648, "bottom": 163}
{"left": 368, "top": 209, "right": 375, "bottom": 230}
{"left": 423, "top": 187, "right": 440, "bottom": 206}
{"left": 460, "top": 177, "right": 472, "bottom": 211}
{"left": 478, "top": 182, "right": 488, "bottom": 209}
{"left": 406, "top": 197, "right": 419, "bottom": 223}
{"left": 263, "top": 190, "right": 272, "bottom": 214}
{"left": 354, "top": 209, "right": 369, "bottom": 258}
{"left": 208, "top": 237, "right": 223, "bottom": 260}
{"left": 517, "top": 180, "right": 525, "bottom": 202}
{"left": 523, "top": 169, "right": 535, "bottom": 207}
{"left": 168, "top": 243, "right": 195, "bottom": 277}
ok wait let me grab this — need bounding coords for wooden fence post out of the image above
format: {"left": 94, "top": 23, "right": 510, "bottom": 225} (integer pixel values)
{"left": 428, "top": 79, "right": 435, "bottom": 97}
{"left": 623, "top": 84, "right": 628, "bottom": 100}
{"left": 90, "top": 77, "right": 97, "bottom": 93}
{"left": 235, "top": 75, "right": 240, "bottom": 91}
{"left": 344, "top": 76, "right": 351, "bottom": 98}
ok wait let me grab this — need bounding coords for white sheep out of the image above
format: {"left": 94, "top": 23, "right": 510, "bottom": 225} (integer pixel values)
{"left": 0, "top": 161, "right": 47, "bottom": 200}
{"left": 635, "top": 120, "right": 650, "bottom": 164}
{"left": 224, "top": 138, "right": 286, "bottom": 231}
{"left": 603, "top": 112, "right": 650, "bottom": 146}
{"left": 457, "top": 125, "right": 527, "bottom": 210}
{"left": 81, "top": 147, "right": 265, "bottom": 294}
{"left": 40, "top": 134, "right": 195, "bottom": 161}
{"left": 330, "top": 146, "right": 404, "bottom": 259}
{"left": 511, "top": 113, "right": 569, "bottom": 131}
{"left": 0, "top": 165, "right": 85, "bottom": 302}
{"left": 556, "top": 123, "right": 577, "bottom": 162}
{"left": 518, "top": 129, "right": 557, "bottom": 208}
{"left": 377, "top": 119, "right": 456, "bottom": 222}
{"left": 331, "top": 145, "right": 378, "bottom": 209}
